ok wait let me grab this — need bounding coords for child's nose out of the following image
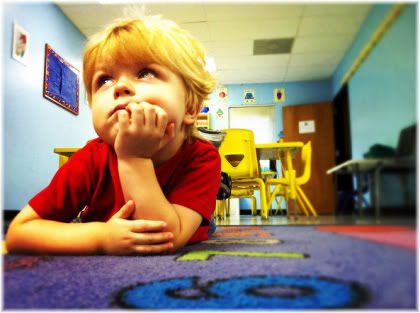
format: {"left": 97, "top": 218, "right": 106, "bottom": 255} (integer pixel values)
{"left": 114, "top": 78, "right": 135, "bottom": 98}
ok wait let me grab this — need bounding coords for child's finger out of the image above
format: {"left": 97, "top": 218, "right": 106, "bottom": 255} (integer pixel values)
{"left": 133, "top": 242, "right": 174, "bottom": 255}
{"left": 128, "top": 102, "right": 145, "bottom": 127}
{"left": 155, "top": 109, "right": 168, "bottom": 131}
{"left": 133, "top": 232, "right": 173, "bottom": 245}
{"left": 117, "top": 110, "right": 130, "bottom": 130}
{"left": 142, "top": 103, "right": 156, "bottom": 127}
{"left": 131, "top": 220, "right": 167, "bottom": 233}
{"left": 162, "top": 122, "right": 175, "bottom": 144}
{"left": 113, "top": 200, "right": 135, "bottom": 219}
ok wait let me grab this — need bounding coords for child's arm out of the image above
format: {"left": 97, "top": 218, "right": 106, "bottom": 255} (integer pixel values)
{"left": 118, "top": 158, "right": 202, "bottom": 251}
{"left": 5, "top": 201, "right": 174, "bottom": 255}
{"left": 115, "top": 103, "right": 205, "bottom": 251}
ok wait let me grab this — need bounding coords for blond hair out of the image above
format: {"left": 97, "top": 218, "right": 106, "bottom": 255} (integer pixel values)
{"left": 83, "top": 15, "right": 216, "bottom": 141}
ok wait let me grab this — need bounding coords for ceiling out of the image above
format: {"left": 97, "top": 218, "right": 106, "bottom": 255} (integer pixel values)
{"left": 57, "top": 2, "right": 372, "bottom": 85}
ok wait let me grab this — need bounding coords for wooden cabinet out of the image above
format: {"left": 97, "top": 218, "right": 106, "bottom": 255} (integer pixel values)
{"left": 195, "top": 113, "right": 210, "bottom": 129}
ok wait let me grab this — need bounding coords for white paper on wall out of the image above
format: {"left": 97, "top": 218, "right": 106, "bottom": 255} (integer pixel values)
{"left": 298, "top": 120, "right": 315, "bottom": 134}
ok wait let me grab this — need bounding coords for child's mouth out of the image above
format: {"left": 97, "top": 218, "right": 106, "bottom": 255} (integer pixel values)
{"left": 112, "top": 104, "right": 128, "bottom": 115}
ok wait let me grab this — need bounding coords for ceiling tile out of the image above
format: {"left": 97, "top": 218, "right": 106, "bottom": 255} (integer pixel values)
{"left": 284, "top": 64, "right": 336, "bottom": 82}
{"left": 303, "top": 4, "right": 372, "bottom": 17}
{"left": 256, "top": 18, "right": 300, "bottom": 39}
{"left": 292, "top": 35, "right": 353, "bottom": 53}
{"left": 180, "top": 22, "right": 212, "bottom": 42}
{"left": 216, "top": 55, "right": 290, "bottom": 70}
{"left": 207, "top": 20, "right": 260, "bottom": 41}
{"left": 142, "top": 3, "right": 207, "bottom": 23}
{"left": 56, "top": 2, "right": 373, "bottom": 85}
{"left": 203, "top": 40, "right": 254, "bottom": 57}
{"left": 298, "top": 15, "right": 367, "bottom": 36}
{"left": 204, "top": 4, "right": 304, "bottom": 21}
{"left": 289, "top": 52, "right": 342, "bottom": 67}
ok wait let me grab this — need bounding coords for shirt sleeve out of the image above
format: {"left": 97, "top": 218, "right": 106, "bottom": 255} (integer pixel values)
{"left": 167, "top": 144, "right": 221, "bottom": 223}
{"left": 28, "top": 143, "right": 98, "bottom": 222}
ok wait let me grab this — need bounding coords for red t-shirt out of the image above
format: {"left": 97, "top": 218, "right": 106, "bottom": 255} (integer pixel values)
{"left": 29, "top": 137, "right": 221, "bottom": 244}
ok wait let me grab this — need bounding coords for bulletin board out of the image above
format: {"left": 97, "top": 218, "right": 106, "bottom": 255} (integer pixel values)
{"left": 43, "top": 44, "right": 79, "bottom": 115}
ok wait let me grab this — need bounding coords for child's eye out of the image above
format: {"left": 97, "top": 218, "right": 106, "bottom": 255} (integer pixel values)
{"left": 96, "top": 75, "right": 113, "bottom": 88}
{"left": 138, "top": 69, "right": 156, "bottom": 80}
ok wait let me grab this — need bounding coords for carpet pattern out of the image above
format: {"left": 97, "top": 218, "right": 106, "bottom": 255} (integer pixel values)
{"left": 3, "top": 225, "right": 416, "bottom": 309}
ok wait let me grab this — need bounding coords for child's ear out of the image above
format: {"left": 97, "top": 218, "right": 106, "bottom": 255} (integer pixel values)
{"left": 183, "top": 107, "right": 199, "bottom": 125}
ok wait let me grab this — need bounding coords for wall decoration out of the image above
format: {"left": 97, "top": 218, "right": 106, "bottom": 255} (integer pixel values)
{"left": 217, "top": 87, "right": 228, "bottom": 102}
{"left": 216, "top": 108, "right": 224, "bottom": 119}
{"left": 12, "top": 22, "right": 29, "bottom": 65}
{"left": 243, "top": 88, "right": 256, "bottom": 104}
{"left": 274, "top": 88, "right": 286, "bottom": 103}
{"left": 43, "top": 44, "right": 79, "bottom": 115}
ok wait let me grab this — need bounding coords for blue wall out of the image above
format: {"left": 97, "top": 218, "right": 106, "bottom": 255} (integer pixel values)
{"left": 3, "top": 3, "right": 95, "bottom": 211}
{"left": 2, "top": 4, "right": 332, "bottom": 212}
{"left": 208, "top": 80, "right": 331, "bottom": 139}
{"left": 333, "top": 4, "right": 416, "bottom": 158}
{"left": 332, "top": 4, "right": 416, "bottom": 208}
{"left": 4, "top": 3, "right": 415, "bottom": 212}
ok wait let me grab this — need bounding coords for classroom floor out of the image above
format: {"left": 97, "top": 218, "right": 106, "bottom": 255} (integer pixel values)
{"left": 215, "top": 213, "right": 416, "bottom": 226}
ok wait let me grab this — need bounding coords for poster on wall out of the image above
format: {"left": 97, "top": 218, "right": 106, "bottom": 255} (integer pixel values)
{"left": 274, "top": 88, "right": 286, "bottom": 103}
{"left": 217, "top": 87, "right": 228, "bottom": 102}
{"left": 12, "top": 22, "right": 29, "bottom": 65}
{"left": 243, "top": 88, "right": 256, "bottom": 104}
{"left": 43, "top": 44, "right": 79, "bottom": 115}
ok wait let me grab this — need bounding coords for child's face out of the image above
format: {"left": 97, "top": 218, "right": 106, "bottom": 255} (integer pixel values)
{"left": 90, "top": 57, "right": 194, "bottom": 147}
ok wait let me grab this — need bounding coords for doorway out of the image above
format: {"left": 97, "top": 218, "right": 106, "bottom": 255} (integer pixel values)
{"left": 332, "top": 84, "right": 355, "bottom": 214}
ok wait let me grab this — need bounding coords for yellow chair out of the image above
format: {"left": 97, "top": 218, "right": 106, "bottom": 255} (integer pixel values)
{"left": 265, "top": 141, "right": 317, "bottom": 217}
{"left": 218, "top": 128, "right": 268, "bottom": 219}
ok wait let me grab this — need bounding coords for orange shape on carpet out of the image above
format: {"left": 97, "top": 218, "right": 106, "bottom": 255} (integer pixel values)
{"left": 316, "top": 225, "right": 416, "bottom": 251}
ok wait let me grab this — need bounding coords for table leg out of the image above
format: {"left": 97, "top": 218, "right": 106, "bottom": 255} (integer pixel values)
{"left": 355, "top": 165, "right": 363, "bottom": 214}
{"left": 284, "top": 151, "right": 299, "bottom": 219}
{"left": 373, "top": 165, "right": 382, "bottom": 218}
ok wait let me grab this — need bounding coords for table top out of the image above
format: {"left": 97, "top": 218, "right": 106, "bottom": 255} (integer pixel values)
{"left": 255, "top": 142, "right": 303, "bottom": 160}
{"left": 53, "top": 147, "right": 79, "bottom": 156}
{"left": 327, "top": 157, "right": 415, "bottom": 174}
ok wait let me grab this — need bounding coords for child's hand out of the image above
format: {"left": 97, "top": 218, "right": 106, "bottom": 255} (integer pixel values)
{"left": 100, "top": 200, "right": 174, "bottom": 255}
{"left": 114, "top": 102, "right": 175, "bottom": 159}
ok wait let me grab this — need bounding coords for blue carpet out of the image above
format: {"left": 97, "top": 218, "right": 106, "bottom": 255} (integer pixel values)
{"left": 3, "top": 225, "right": 416, "bottom": 309}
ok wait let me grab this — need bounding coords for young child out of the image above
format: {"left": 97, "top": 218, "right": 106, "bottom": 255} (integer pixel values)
{"left": 5, "top": 15, "right": 221, "bottom": 255}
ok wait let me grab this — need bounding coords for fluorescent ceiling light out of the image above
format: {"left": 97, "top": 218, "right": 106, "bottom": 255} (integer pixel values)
{"left": 205, "top": 56, "right": 217, "bottom": 73}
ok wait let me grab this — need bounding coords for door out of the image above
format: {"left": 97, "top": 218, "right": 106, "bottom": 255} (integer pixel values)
{"left": 283, "top": 102, "right": 336, "bottom": 214}
{"left": 332, "top": 84, "right": 354, "bottom": 213}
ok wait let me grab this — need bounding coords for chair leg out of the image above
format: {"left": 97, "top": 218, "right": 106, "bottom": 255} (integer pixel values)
{"left": 216, "top": 200, "right": 226, "bottom": 220}
{"left": 267, "top": 184, "right": 281, "bottom": 210}
{"left": 226, "top": 199, "right": 230, "bottom": 217}
{"left": 296, "top": 193, "right": 309, "bottom": 216}
{"left": 297, "top": 186, "right": 317, "bottom": 217}
{"left": 251, "top": 196, "right": 257, "bottom": 215}
{"left": 214, "top": 200, "right": 220, "bottom": 219}
{"left": 257, "top": 178, "right": 268, "bottom": 219}
{"left": 274, "top": 196, "right": 284, "bottom": 215}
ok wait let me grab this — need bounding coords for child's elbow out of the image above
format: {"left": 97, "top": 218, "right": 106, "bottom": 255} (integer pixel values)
{"left": 168, "top": 237, "right": 187, "bottom": 254}
{"left": 5, "top": 228, "right": 20, "bottom": 253}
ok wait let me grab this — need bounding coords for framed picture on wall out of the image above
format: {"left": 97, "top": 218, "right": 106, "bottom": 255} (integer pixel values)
{"left": 12, "top": 22, "right": 29, "bottom": 65}
{"left": 274, "top": 88, "right": 286, "bottom": 103}
{"left": 43, "top": 44, "right": 79, "bottom": 115}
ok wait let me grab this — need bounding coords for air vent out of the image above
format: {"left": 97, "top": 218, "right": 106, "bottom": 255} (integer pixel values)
{"left": 253, "top": 38, "right": 294, "bottom": 55}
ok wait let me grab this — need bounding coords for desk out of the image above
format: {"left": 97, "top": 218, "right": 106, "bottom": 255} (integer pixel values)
{"left": 53, "top": 148, "right": 79, "bottom": 168}
{"left": 327, "top": 158, "right": 415, "bottom": 217}
{"left": 256, "top": 142, "right": 303, "bottom": 161}
{"left": 256, "top": 142, "right": 304, "bottom": 215}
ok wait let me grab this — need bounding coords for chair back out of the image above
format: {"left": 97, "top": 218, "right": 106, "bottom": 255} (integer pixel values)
{"left": 298, "top": 141, "right": 312, "bottom": 184}
{"left": 219, "top": 128, "right": 260, "bottom": 179}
